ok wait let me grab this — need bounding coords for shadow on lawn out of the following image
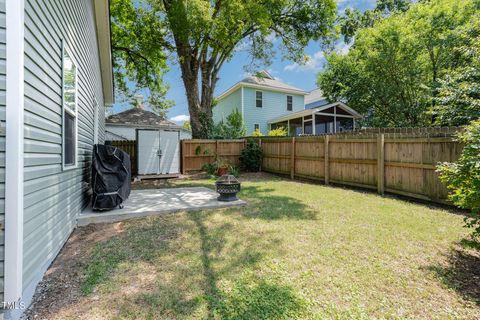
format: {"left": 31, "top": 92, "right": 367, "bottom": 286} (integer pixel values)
{"left": 232, "top": 185, "right": 316, "bottom": 220}
{"left": 190, "top": 212, "right": 308, "bottom": 319}
{"left": 429, "top": 245, "right": 480, "bottom": 306}
{"left": 76, "top": 208, "right": 305, "bottom": 319}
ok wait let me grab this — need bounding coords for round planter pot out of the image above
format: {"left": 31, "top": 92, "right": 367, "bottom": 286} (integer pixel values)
{"left": 215, "top": 181, "right": 241, "bottom": 201}
{"left": 217, "top": 166, "right": 229, "bottom": 176}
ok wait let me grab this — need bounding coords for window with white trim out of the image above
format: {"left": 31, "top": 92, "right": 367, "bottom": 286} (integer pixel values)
{"left": 287, "top": 95, "right": 293, "bottom": 111}
{"left": 256, "top": 91, "right": 263, "bottom": 108}
{"left": 62, "top": 44, "right": 78, "bottom": 168}
{"left": 254, "top": 124, "right": 260, "bottom": 131}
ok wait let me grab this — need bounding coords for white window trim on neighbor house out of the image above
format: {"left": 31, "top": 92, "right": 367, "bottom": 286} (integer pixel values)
{"left": 62, "top": 41, "right": 79, "bottom": 170}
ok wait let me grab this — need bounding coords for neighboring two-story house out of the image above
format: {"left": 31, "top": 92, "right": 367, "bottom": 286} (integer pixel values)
{"left": 213, "top": 71, "right": 308, "bottom": 135}
{"left": 213, "top": 71, "right": 362, "bottom": 136}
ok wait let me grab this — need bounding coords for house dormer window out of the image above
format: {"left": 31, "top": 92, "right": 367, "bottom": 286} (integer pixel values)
{"left": 287, "top": 95, "right": 293, "bottom": 111}
{"left": 256, "top": 91, "right": 263, "bottom": 108}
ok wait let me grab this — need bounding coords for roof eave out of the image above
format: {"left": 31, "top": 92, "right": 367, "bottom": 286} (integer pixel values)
{"left": 94, "top": 0, "right": 114, "bottom": 105}
{"left": 217, "top": 82, "right": 308, "bottom": 101}
{"left": 268, "top": 101, "right": 362, "bottom": 124}
{"left": 105, "top": 122, "right": 181, "bottom": 130}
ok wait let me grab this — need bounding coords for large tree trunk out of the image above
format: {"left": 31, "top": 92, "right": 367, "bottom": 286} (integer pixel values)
{"left": 179, "top": 57, "right": 218, "bottom": 139}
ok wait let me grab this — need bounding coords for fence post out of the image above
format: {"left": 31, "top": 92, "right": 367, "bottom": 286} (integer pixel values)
{"left": 181, "top": 140, "right": 186, "bottom": 174}
{"left": 290, "top": 137, "right": 295, "bottom": 179}
{"left": 324, "top": 135, "right": 329, "bottom": 185}
{"left": 216, "top": 140, "right": 219, "bottom": 158}
{"left": 259, "top": 139, "right": 262, "bottom": 172}
{"left": 377, "top": 134, "right": 385, "bottom": 195}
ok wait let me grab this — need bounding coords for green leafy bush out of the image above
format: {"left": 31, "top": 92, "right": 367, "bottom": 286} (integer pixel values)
{"left": 213, "top": 108, "right": 247, "bottom": 139}
{"left": 268, "top": 127, "right": 288, "bottom": 137}
{"left": 240, "top": 140, "right": 262, "bottom": 172}
{"left": 252, "top": 128, "right": 264, "bottom": 137}
{"left": 437, "top": 120, "right": 480, "bottom": 240}
{"left": 201, "top": 162, "right": 217, "bottom": 176}
{"left": 228, "top": 165, "right": 240, "bottom": 177}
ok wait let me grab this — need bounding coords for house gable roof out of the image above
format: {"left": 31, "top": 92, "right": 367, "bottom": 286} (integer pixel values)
{"left": 106, "top": 108, "right": 178, "bottom": 127}
{"left": 217, "top": 70, "right": 308, "bottom": 100}
{"left": 305, "top": 88, "right": 326, "bottom": 105}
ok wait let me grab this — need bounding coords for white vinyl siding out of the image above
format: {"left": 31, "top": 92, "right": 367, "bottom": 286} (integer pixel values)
{"left": 22, "top": 0, "right": 105, "bottom": 294}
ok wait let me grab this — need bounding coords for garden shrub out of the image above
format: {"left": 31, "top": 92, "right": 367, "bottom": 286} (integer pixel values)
{"left": 201, "top": 162, "right": 217, "bottom": 176}
{"left": 240, "top": 140, "right": 262, "bottom": 172}
{"left": 268, "top": 127, "right": 288, "bottom": 136}
{"left": 252, "top": 128, "right": 264, "bottom": 137}
{"left": 437, "top": 120, "right": 480, "bottom": 240}
{"left": 229, "top": 165, "right": 240, "bottom": 177}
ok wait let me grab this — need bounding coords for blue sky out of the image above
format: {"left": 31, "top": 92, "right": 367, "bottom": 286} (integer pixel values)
{"left": 112, "top": 0, "right": 376, "bottom": 124}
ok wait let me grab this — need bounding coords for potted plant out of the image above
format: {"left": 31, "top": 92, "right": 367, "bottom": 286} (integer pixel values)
{"left": 215, "top": 158, "right": 230, "bottom": 176}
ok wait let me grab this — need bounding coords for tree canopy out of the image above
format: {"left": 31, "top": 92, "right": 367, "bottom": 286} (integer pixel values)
{"left": 145, "top": 0, "right": 336, "bottom": 138}
{"left": 318, "top": 0, "right": 480, "bottom": 127}
{"left": 110, "top": 0, "right": 173, "bottom": 117}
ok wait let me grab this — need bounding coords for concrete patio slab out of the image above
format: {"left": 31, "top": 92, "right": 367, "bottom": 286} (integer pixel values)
{"left": 78, "top": 187, "right": 246, "bottom": 226}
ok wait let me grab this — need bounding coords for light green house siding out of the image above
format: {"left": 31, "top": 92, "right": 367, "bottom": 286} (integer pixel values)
{"left": 0, "top": 0, "right": 5, "bottom": 305}
{"left": 242, "top": 87, "right": 304, "bottom": 135}
{"left": 213, "top": 88, "right": 241, "bottom": 124}
{"left": 22, "top": 0, "right": 105, "bottom": 297}
{"left": 214, "top": 86, "right": 305, "bottom": 135}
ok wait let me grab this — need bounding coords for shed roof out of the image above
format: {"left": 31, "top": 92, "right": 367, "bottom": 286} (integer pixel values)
{"left": 106, "top": 108, "right": 178, "bottom": 127}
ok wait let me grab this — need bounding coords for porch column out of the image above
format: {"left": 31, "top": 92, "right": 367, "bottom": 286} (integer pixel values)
{"left": 312, "top": 112, "right": 316, "bottom": 135}
{"left": 333, "top": 106, "right": 337, "bottom": 133}
{"left": 287, "top": 119, "right": 290, "bottom": 136}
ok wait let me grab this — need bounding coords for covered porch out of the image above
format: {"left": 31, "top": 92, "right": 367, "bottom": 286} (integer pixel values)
{"left": 268, "top": 102, "right": 362, "bottom": 136}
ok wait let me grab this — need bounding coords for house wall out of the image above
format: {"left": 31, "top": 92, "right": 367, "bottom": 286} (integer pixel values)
{"left": 213, "top": 88, "right": 241, "bottom": 124}
{"left": 0, "top": 0, "right": 5, "bottom": 306}
{"left": 242, "top": 87, "right": 304, "bottom": 135}
{"left": 22, "top": 0, "right": 105, "bottom": 302}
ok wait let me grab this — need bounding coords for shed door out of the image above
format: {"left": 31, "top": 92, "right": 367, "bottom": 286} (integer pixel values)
{"left": 159, "top": 130, "right": 180, "bottom": 174}
{"left": 137, "top": 130, "right": 160, "bottom": 175}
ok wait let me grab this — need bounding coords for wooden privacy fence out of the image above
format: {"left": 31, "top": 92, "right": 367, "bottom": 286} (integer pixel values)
{"left": 180, "top": 128, "right": 462, "bottom": 204}
{"left": 109, "top": 140, "right": 138, "bottom": 176}
{"left": 181, "top": 139, "right": 246, "bottom": 173}
{"left": 261, "top": 133, "right": 462, "bottom": 204}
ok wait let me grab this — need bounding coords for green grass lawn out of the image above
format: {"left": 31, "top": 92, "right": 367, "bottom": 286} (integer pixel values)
{"left": 53, "top": 174, "right": 480, "bottom": 319}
